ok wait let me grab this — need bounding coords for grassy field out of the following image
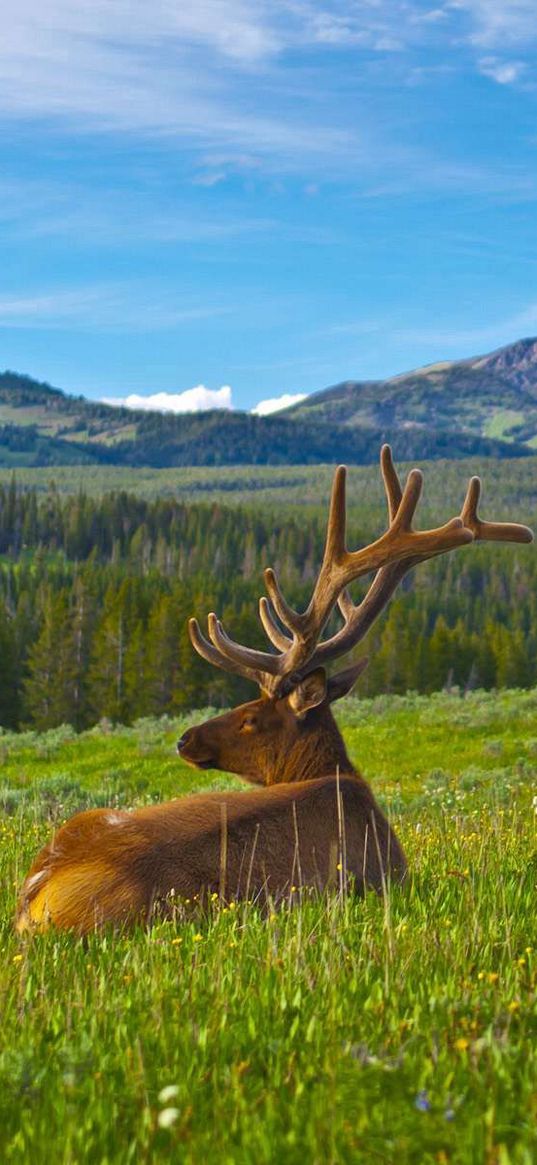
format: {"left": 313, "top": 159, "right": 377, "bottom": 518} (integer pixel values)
{"left": 1, "top": 689, "right": 537, "bottom": 1164}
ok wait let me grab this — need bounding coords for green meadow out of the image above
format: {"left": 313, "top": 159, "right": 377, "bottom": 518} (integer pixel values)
{"left": 1, "top": 688, "right": 536, "bottom": 1163}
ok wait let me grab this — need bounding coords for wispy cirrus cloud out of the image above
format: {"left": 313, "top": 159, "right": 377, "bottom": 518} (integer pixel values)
{"left": 0, "top": 172, "right": 346, "bottom": 247}
{"left": 478, "top": 56, "right": 525, "bottom": 84}
{"left": 329, "top": 299, "right": 537, "bottom": 366}
{"left": 0, "top": 0, "right": 532, "bottom": 180}
{"left": 451, "top": 0, "right": 537, "bottom": 48}
{"left": 391, "top": 299, "right": 537, "bottom": 353}
{"left": 0, "top": 0, "right": 356, "bottom": 172}
{"left": 0, "top": 286, "right": 227, "bottom": 331}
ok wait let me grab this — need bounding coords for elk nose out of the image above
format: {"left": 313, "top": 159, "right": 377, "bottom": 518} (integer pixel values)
{"left": 176, "top": 735, "right": 187, "bottom": 754}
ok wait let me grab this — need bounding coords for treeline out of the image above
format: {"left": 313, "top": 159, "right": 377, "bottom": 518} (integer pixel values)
{"left": 0, "top": 483, "right": 535, "bottom": 730}
{"left": 0, "top": 480, "right": 331, "bottom": 579}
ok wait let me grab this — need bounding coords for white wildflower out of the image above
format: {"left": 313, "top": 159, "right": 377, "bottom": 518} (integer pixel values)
{"left": 158, "top": 1085, "right": 179, "bottom": 1104}
{"left": 158, "top": 1107, "right": 180, "bottom": 1129}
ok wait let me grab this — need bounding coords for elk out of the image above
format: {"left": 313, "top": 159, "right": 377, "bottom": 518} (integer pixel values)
{"left": 16, "top": 447, "right": 532, "bottom": 933}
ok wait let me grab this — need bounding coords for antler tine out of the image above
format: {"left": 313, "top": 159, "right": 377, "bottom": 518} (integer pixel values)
{"left": 380, "top": 443, "right": 403, "bottom": 522}
{"left": 324, "top": 464, "right": 348, "bottom": 561}
{"left": 207, "top": 613, "right": 282, "bottom": 677}
{"left": 461, "top": 476, "right": 533, "bottom": 544}
{"left": 390, "top": 468, "right": 423, "bottom": 531}
{"left": 262, "top": 465, "right": 348, "bottom": 636}
{"left": 188, "top": 617, "right": 268, "bottom": 687}
{"left": 263, "top": 567, "right": 303, "bottom": 631}
{"left": 259, "top": 596, "right": 292, "bottom": 651}
{"left": 188, "top": 619, "right": 280, "bottom": 689}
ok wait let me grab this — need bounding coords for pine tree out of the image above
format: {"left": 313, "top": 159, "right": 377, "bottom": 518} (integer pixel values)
{"left": 69, "top": 572, "right": 97, "bottom": 729}
{"left": 24, "top": 591, "right": 77, "bottom": 729}
{"left": 143, "top": 594, "right": 182, "bottom": 715}
{"left": 124, "top": 619, "right": 148, "bottom": 720}
{"left": 426, "top": 615, "right": 455, "bottom": 692}
{"left": 86, "top": 581, "right": 135, "bottom": 723}
{"left": 0, "top": 603, "right": 19, "bottom": 728}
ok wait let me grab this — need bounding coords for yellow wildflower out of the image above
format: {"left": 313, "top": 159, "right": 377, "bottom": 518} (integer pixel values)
{"left": 454, "top": 1037, "right": 469, "bottom": 1051}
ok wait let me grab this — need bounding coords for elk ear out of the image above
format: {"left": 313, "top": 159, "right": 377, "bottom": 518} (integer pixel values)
{"left": 326, "top": 658, "right": 369, "bottom": 704}
{"left": 287, "top": 668, "right": 327, "bottom": 719}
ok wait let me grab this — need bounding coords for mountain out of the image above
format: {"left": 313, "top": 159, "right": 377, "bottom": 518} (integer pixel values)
{"left": 286, "top": 337, "right": 537, "bottom": 450}
{"left": 1, "top": 338, "right": 536, "bottom": 467}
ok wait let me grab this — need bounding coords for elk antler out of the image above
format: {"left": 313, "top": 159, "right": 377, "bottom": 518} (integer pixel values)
{"left": 189, "top": 446, "right": 533, "bottom": 696}
{"left": 287, "top": 448, "right": 534, "bottom": 671}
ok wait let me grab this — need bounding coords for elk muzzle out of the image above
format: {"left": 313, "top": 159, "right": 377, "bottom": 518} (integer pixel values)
{"left": 176, "top": 727, "right": 217, "bottom": 770}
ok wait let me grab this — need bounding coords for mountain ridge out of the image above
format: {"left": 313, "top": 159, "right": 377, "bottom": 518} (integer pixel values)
{"left": 286, "top": 337, "right": 537, "bottom": 448}
{"left": 1, "top": 337, "right": 537, "bottom": 467}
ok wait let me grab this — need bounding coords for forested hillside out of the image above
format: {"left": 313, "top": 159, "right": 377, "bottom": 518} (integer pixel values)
{"left": 0, "top": 478, "right": 535, "bottom": 730}
{"left": 288, "top": 336, "right": 537, "bottom": 448}
{"left": 2, "top": 336, "right": 537, "bottom": 467}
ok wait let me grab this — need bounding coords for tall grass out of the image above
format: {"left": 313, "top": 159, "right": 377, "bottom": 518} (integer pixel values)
{"left": 1, "top": 689, "right": 536, "bottom": 1163}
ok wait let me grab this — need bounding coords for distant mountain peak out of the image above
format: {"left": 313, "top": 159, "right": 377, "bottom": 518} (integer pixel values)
{"left": 471, "top": 336, "right": 537, "bottom": 374}
{"left": 287, "top": 336, "right": 537, "bottom": 451}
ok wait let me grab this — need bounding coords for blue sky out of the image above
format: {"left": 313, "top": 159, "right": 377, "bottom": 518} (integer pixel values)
{"left": 1, "top": 0, "right": 537, "bottom": 413}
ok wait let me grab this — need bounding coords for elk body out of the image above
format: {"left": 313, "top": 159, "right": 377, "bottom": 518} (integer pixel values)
{"left": 16, "top": 448, "right": 532, "bottom": 933}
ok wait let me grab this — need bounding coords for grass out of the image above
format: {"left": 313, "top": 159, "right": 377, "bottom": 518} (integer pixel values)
{"left": 483, "top": 411, "right": 525, "bottom": 443}
{"left": 1, "top": 689, "right": 537, "bottom": 1163}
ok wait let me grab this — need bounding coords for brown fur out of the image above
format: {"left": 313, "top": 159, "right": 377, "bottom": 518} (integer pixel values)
{"left": 16, "top": 777, "right": 405, "bottom": 934}
{"left": 16, "top": 672, "right": 406, "bottom": 933}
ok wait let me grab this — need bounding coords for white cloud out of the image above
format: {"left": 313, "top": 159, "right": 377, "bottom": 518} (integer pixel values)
{"left": 478, "top": 56, "right": 524, "bottom": 84}
{"left": 102, "top": 386, "right": 233, "bottom": 413}
{"left": 252, "top": 392, "right": 307, "bottom": 415}
{"left": 451, "top": 0, "right": 537, "bottom": 48}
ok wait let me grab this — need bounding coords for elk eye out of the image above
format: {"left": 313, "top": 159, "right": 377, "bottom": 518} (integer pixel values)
{"left": 240, "top": 716, "right": 257, "bottom": 732}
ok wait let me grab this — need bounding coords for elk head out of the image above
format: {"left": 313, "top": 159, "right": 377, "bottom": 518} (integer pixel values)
{"left": 177, "top": 662, "right": 368, "bottom": 784}
{"left": 178, "top": 446, "right": 533, "bottom": 785}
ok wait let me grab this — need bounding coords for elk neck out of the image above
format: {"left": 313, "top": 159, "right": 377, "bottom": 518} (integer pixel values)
{"left": 263, "top": 704, "right": 357, "bottom": 785}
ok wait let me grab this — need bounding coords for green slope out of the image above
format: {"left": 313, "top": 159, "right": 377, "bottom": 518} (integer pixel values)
{"left": 1, "top": 337, "right": 537, "bottom": 467}
{"left": 288, "top": 337, "right": 537, "bottom": 448}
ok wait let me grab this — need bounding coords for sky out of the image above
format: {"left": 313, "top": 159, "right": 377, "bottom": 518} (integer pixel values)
{"left": 1, "top": 1, "right": 537, "bottom": 414}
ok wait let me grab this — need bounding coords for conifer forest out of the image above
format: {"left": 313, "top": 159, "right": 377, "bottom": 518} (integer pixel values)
{"left": 0, "top": 458, "right": 535, "bottom": 731}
